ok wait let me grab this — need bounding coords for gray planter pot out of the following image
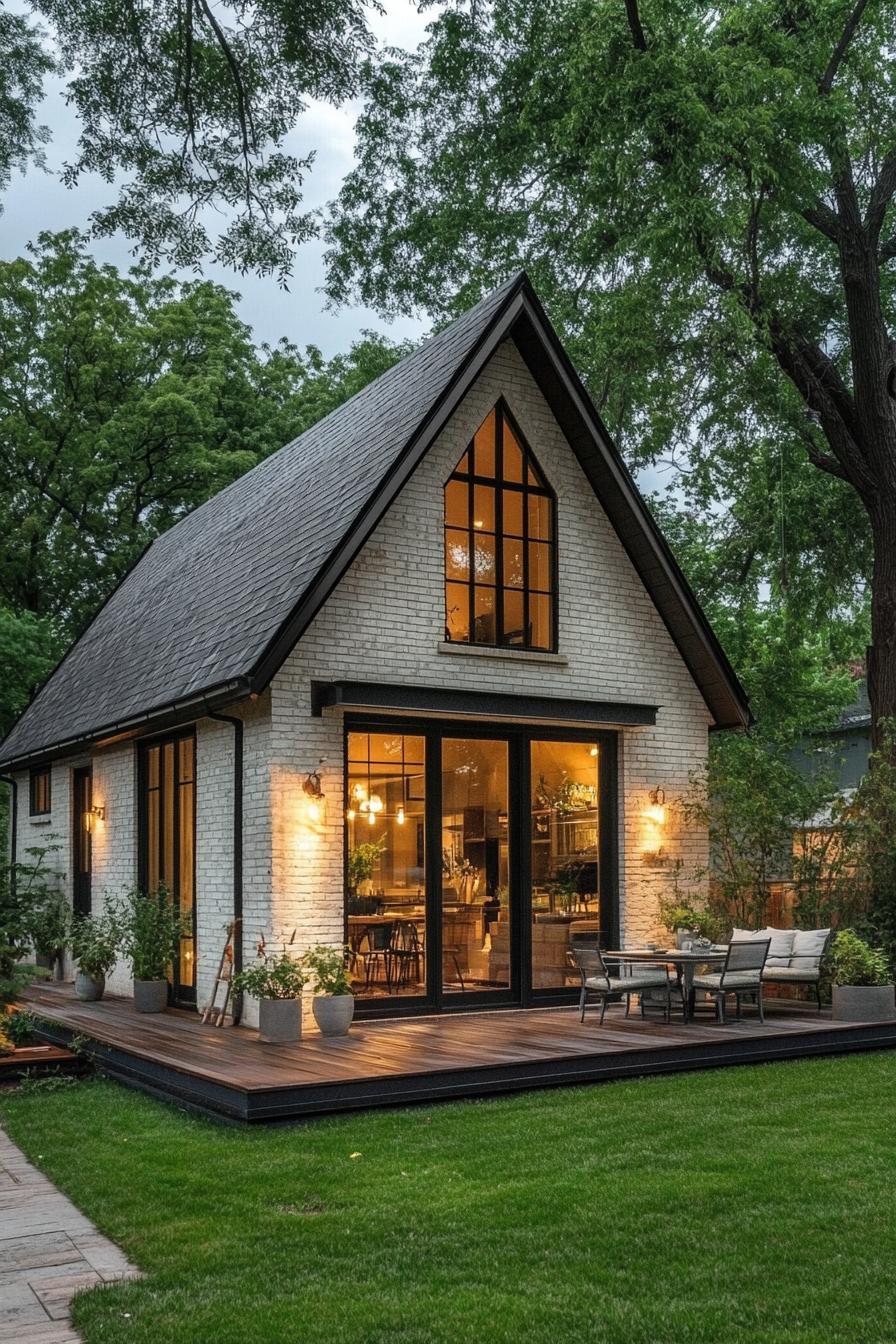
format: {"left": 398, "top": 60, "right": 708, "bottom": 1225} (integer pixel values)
{"left": 74, "top": 972, "right": 105, "bottom": 1002}
{"left": 133, "top": 979, "right": 169, "bottom": 1013}
{"left": 312, "top": 994, "right": 355, "bottom": 1037}
{"left": 36, "top": 952, "right": 65, "bottom": 981}
{"left": 258, "top": 997, "right": 302, "bottom": 1044}
{"left": 675, "top": 929, "right": 696, "bottom": 949}
{"left": 832, "top": 984, "right": 896, "bottom": 1022}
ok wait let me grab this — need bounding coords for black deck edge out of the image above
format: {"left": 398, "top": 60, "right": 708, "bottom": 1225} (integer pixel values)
{"left": 32, "top": 1016, "right": 896, "bottom": 1125}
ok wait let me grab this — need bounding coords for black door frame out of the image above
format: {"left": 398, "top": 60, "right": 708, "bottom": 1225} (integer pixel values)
{"left": 72, "top": 767, "right": 92, "bottom": 917}
{"left": 137, "top": 729, "right": 197, "bottom": 1007}
{"left": 344, "top": 714, "right": 619, "bottom": 1018}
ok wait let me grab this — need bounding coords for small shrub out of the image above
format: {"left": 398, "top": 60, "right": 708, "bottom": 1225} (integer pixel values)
{"left": 303, "top": 944, "right": 352, "bottom": 996}
{"left": 71, "top": 909, "right": 122, "bottom": 980}
{"left": 232, "top": 949, "right": 307, "bottom": 1000}
{"left": 118, "top": 885, "right": 190, "bottom": 981}
{"left": 829, "top": 929, "right": 892, "bottom": 987}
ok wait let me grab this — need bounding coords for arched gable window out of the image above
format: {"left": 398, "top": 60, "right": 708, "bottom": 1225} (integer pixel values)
{"left": 444, "top": 401, "right": 557, "bottom": 651}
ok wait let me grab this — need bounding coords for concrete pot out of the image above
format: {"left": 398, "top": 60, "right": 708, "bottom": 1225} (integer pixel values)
{"left": 312, "top": 994, "right": 354, "bottom": 1037}
{"left": 36, "top": 953, "right": 65, "bottom": 981}
{"left": 133, "top": 979, "right": 168, "bottom": 1013}
{"left": 832, "top": 984, "right": 896, "bottom": 1022}
{"left": 74, "top": 972, "right": 105, "bottom": 1002}
{"left": 258, "top": 997, "right": 302, "bottom": 1044}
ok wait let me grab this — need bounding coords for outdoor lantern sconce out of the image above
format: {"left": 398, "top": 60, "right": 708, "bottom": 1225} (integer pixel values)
{"left": 642, "top": 787, "right": 667, "bottom": 866}
{"left": 83, "top": 804, "right": 105, "bottom": 834}
{"left": 644, "top": 787, "right": 666, "bottom": 827}
{"left": 302, "top": 765, "right": 326, "bottom": 823}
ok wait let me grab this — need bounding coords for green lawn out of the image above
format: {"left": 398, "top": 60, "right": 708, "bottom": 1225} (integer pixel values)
{"left": 2, "top": 1055, "right": 895, "bottom": 1343}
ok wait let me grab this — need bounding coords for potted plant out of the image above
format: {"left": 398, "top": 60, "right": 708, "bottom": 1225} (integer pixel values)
{"left": 29, "top": 889, "right": 70, "bottom": 980}
{"left": 829, "top": 929, "right": 895, "bottom": 1022}
{"left": 70, "top": 908, "right": 121, "bottom": 1001}
{"left": 232, "top": 947, "right": 308, "bottom": 1043}
{"left": 347, "top": 837, "right": 386, "bottom": 913}
{"left": 119, "top": 885, "right": 189, "bottom": 1012}
{"left": 303, "top": 944, "right": 354, "bottom": 1036}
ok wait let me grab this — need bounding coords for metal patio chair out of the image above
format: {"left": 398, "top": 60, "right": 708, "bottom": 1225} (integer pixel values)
{"left": 692, "top": 938, "right": 771, "bottom": 1023}
{"left": 570, "top": 945, "right": 673, "bottom": 1026}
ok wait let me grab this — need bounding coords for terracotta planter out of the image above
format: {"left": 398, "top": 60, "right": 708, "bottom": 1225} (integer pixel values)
{"left": 832, "top": 984, "right": 896, "bottom": 1022}
{"left": 133, "top": 979, "right": 168, "bottom": 1013}
{"left": 258, "top": 997, "right": 302, "bottom": 1044}
{"left": 312, "top": 994, "right": 354, "bottom": 1037}
{"left": 74, "top": 972, "right": 105, "bottom": 1002}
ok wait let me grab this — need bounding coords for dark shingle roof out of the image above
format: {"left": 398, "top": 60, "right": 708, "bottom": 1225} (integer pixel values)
{"left": 0, "top": 272, "right": 750, "bottom": 769}
{"left": 1, "top": 277, "right": 520, "bottom": 767}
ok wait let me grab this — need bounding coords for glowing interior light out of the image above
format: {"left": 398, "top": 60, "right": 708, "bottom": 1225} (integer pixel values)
{"left": 397, "top": 805, "right": 406, "bottom": 825}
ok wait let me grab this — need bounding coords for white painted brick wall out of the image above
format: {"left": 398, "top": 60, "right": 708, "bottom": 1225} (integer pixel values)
{"left": 268, "top": 338, "right": 712, "bottom": 957}
{"left": 11, "top": 336, "right": 713, "bottom": 1011}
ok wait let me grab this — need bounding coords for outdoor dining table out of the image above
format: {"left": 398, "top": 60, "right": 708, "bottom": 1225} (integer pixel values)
{"left": 603, "top": 947, "right": 729, "bottom": 1022}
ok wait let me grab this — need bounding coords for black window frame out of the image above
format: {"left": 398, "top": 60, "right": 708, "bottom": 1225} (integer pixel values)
{"left": 29, "top": 766, "right": 51, "bottom": 816}
{"left": 444, "top": 397, "right": 558, "bottom": 653}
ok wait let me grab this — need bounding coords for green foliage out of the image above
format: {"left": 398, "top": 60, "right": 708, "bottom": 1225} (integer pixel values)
{"left": 232, "top": 949, "right": 307, "bottom": 1001}
{"left": 829, "top": 930, "right": 892, "bottom": 988}
{"left": 4, "top": 1009, "right": 40, "bottom": 1046}
{"left": 0, "top": 232, "right": 407, "bottom": 738}
{"left": 70, "top": 910, "right": 122, "bottom": 981}
{"left": 657, "top": 895, "right": 729, "bottom": 944}
{"left": 27, "top": 889, "right": 69, "bottom": 961}
{"left": 118, "top": 886, "right": 190, "bottom": 982}
{"left": 347, "top": 837, "right": 387, "bottom": 890}
{"left": 326, "top": 0, "right": 896, "bottom": 700}
{"left": 0, "top": 841, "right": 62, "bottom": 1009}
{"left": 4, "top": 1, "right": 377, "bottom": 278}
{"left": 302, "top": 944, "right": 352, "bottom": 997}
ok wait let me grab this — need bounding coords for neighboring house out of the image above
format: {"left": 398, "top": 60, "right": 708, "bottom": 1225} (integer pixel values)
{"left": 0, "top": 274, "right": 749, "bottom": 1023}
{"left": 792, "top": 678, "right": 872, "bottom": 799}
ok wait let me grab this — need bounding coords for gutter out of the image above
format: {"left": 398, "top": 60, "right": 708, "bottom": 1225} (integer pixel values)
{"left": 206, "top": 708, "right": 244, "bottom": 1025}
{"left": 0, "top": 774, "right": 17, "bottom": 883}
{"left": 0, "top": 677, "right": 253, "bottom": 775}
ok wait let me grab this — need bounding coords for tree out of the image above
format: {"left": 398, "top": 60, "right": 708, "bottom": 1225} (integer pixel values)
{"left": 0, "top": 230, "right": 408, "bottom": 732}
{"left": 326, "top": 0, "right": 896, "bottom": 742}
{"left": 1, "top": 0, "right": 377, "bottom": 279}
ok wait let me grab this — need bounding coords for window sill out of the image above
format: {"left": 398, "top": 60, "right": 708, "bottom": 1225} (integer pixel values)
{"left": 437, "top": 643, "right": 568, "bottom": 667}
{"left": 28, "top": 815, "right": 53, "bottom": 826}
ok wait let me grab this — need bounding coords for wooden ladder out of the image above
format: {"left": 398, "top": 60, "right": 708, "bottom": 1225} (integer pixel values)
{"left": 201, "top": 921, "right": 240, "bottom": 1026}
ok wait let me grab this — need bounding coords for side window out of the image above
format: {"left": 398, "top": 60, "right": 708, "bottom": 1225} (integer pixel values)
{"left": 29, "top": 766, "right": 51, "bottom": 816}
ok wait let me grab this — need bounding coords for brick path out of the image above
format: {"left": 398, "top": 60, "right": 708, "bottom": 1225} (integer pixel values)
{"left": 0, "top": 1128, "right": 141, "bottom": 1342}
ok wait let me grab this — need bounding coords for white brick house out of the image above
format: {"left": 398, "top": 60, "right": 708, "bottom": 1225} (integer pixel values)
{"left": 1, "top": 275, "right": 749, "bottom": 1023}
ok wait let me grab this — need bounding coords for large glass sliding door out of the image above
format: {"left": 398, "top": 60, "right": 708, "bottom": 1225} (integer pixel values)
{"left": 441, "top": 738, "right": 511, "bottom": 999}
{"left": 345, "top": 722, "right": 614, "bottom": 1015}
{"left": 530, "top": 740, "right": 602, "bottom": 991}
{"left": 346, "top": 732, "right": 427, "bottom": 999}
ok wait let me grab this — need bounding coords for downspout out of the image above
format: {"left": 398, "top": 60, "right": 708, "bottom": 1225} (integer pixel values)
{"left": 0, "top": 774, "right": 18, "bottom": 881}
{"left": 207, "top": 711, "right": 244, "bottom": 1024}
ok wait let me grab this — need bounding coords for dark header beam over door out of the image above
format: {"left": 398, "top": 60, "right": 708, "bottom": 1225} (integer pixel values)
{"left": 311, "top": 681, "right": 657, "bottom": 728}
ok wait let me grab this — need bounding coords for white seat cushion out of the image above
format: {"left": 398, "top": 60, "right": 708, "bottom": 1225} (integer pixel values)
{"left": 758, "top": 927, "right": 797, "bottom": 967}
{"left": 790, "top": 928, "right": 830, "bottom": 970}
{"left": 585, "top": 974, "right": 669, "bottom": 992}
{"left": 693, "top": 972, "right": 761, "bottom": 991}
{"left": 763, "top": 965, "right": 821, "bottom": 983}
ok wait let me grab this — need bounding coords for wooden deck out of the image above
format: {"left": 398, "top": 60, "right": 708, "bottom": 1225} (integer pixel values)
{"left": 19, "top": 981, "right": 896, "bottom": 1123}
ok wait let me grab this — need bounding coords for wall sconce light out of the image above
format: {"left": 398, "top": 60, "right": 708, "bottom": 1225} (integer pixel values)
{"left": 302, "top": 766, "right": 325, "bottom": 823}
{"left": 83, "top": 804, "right": 105, "bottom": 834}
{"left": 645, "top": 787, "right": 666, "bottom": 827}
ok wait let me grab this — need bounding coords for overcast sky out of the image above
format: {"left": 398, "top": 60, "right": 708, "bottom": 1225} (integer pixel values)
{"left": 0, "top": 1, "right": 432, "bottom": 356}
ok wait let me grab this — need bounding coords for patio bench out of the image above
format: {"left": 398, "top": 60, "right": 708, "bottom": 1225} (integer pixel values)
{"left": 731, "top": 926, "right": 831, "bottom": 1010}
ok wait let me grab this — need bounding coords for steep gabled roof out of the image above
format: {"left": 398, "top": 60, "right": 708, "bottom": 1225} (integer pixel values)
{"left": 0, "top": 273, "right": 749, "bottom": 770}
